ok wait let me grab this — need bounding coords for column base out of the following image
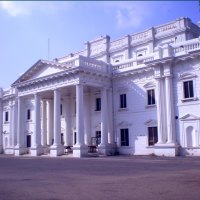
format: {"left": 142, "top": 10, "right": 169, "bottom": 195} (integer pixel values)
{"left": 14, "top": 146, "right": 28, "bottom": 156}
{"left": 154, "top": 143, "right": 179, "bottom": 157}
{"left": 98, "top": 144, "right": 115, "bottom": 156}
{"left": 50, "top": 145, "right": 64, "bottom": 157}
{"left": 4, "top": 147, "right": 14, "bottom": 154}
{"left": 30, "top": 145, "right": 44, "bottom": 156}
{"left": 72, "top": 145, "right": 88, "bottom": 158}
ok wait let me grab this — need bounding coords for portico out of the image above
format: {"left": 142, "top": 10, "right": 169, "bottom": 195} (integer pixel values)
{"left": 12, "top": 57, "right": 113, "bottom": 157}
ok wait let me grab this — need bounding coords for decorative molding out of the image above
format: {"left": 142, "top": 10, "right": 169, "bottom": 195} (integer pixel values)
{"left": 180, "top": 114, "right": 200, "bottom": 121}
{"left": 178, "top": 72, "right": 197, "bottom": 81}
{"left": 118, "top": 121, "right": 132, "bottom": 127}
{"left": 143, "top": 82, "right": 156, "bottom": 89}
{"left": 145, "top": 119, "right": 157, "bottom": 127}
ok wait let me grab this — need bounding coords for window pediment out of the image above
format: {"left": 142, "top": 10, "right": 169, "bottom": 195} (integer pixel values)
{"left": 180, "top": 114, "right": 200, "bottom": 121}
{"left": 145, "top": 119, "right": 157, "bottom": 126}
{"left": 179, "top": 73, "right": 197, "bottom": 81}
{"left": 118, "top": 121, "right": 132, "bottom": 127}
{"left": 143, "top": 82, "right": 156, "bottom": 89}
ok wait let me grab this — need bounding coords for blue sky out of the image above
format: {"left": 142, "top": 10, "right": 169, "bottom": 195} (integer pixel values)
{"left": 0, "top": 1, "right": 199, "bottom": 88}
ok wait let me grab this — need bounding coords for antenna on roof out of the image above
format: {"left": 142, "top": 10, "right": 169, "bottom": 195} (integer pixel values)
{"left": 48, "top": 38, "right": 50, "bottom": 60}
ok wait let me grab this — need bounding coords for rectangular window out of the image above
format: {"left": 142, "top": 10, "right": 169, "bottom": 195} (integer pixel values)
{"left": 60, "top": 104, "right": 62, "bottom": 115}
{"left": 5, "top": 111, "right": 9, "bottom": 122}
{"left": 27, "top": 109, "right": 31, "bottom": 120}
{"left": 95, "top": 98, "right": 101, "bottom": 111}
{"left": 120, "top": 94, "right": 127, "bottom": 108}
{"left": 183, "top": 80, "right": 194, "bottom": 99}
{"left": 120, "top": 128, "right": 129, "bottom": 146}
{"left": 74, "top": 132, "right": 77, "bottom": 145}
{"left": 96, "top": 131, "right": 101, "bottom": 145}
{"left": 147, "top": 89, "right": 155, "bottom": 105}
{"left": 148, "top": 127, "right": 158, "bottom": 146}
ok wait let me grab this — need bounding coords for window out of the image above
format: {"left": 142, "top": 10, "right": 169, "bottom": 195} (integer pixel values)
{"left": 27, "top": 109, "right": 31, "bottom": 120}
{"left": 120, "top": 128, "right": 129, "bottom": 146}
{"left": 60, "top": 104, "right": 63, "bottom": 115}
{"left": 148, "top": 127, "right": 158, "bottom": 146}
{"left": 5, "top": 111, "right": 9, "bottom": 122}
{"left": 74, "top": 132, "right": 77, "bottom": 145}
{"left": 147, "top": 89, "right": 155, "bottom": 105}
{"left": 95, "top": 98, "right": 101, "bottom": 111}
{"left": 96, "top": 131, "right": 101, "bottom": 145}
{"left": 183, "top": 80, "right": 194, "bottom": 99}
{"left": 120, "top": 94, "right": 127, "bottom": 108}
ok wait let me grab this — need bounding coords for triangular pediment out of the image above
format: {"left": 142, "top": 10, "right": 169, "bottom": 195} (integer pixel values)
{"left": 145, "top": 119, "right": 157, "bottom": 126}
{"left": 180, "top": 114, "right": 200, "bottom": 121}
{"left": 12, "top": 60, "right": 69, "bottom": 86}
{"left": 179, "top": 73, "right": 197, "bottom": 80}
{"left": 118, "top": 121, "right": 132, "bottom": 127}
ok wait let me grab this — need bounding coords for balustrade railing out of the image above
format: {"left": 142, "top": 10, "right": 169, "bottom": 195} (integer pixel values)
{"left": 172, "top": 38, "right": 200, "bottom": 55}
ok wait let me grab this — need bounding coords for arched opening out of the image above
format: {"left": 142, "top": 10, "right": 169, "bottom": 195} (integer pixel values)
{"left": 186, "top": 126, "right": 194, "bottom": 147}
{"left": 5, "top": 137, "right": 8, "bottom": 148}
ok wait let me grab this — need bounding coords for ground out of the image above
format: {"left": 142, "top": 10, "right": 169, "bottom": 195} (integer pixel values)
{"left": 0, "top": 155, "right": 200, "bottom": 200}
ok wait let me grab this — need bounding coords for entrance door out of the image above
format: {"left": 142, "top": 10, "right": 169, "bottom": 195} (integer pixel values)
{"left": 96, "top": 131, "right": 101, "bottom": 145}
{"left": 27, "top": 135, "right": 31, "bottom": 148}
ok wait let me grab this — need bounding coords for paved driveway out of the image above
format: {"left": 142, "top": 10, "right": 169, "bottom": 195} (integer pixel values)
{"left": 0, "top": 155, "right": 199, "bottom": 200}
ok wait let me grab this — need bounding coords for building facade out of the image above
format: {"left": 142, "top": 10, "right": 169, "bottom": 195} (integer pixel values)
{"left": 1, "top": 17, "right": 200, "bottom": 157}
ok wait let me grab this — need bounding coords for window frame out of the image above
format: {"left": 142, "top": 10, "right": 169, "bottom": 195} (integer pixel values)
{"left": 120, "top": 93, "right": 127, "bottom": 109}
{"left": 148, "top": 126, "right": 158, "bottom": 146}
{"left": 4, "top": 111, "right": 9, "bottom": 123}
{"left": 120, "top": 128, "right": 129, "bottom": 146}
{"left": 95, "top": 98, "right": 101, "bottom": 111}
{"left": 27, "top": 109, "right": 31, "bottom": 121}
{"left": 147, "top": 89, "right": 156, "bottom": 106}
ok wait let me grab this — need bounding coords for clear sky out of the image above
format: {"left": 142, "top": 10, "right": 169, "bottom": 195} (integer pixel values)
{"left": 0, "top": 1, "right": 199, "bottom": 88}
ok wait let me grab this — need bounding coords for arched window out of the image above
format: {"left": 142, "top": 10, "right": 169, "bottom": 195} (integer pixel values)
{"left": 186, "top": 126, "right": 194, "bottom": 147}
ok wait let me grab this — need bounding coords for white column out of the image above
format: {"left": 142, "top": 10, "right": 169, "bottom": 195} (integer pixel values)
{"left": 53, "top": 89, "right": 61, "bottom": 146}
{"left": 16, "top": 97, "right": 23, "bottom": 148}
{"left": 75, "top": 84, "right": 84, "bottom": 146}
{"left": 84, "top": 93, "right": 91, "bottom": 145}
{"left": 33, "top": 93, "right": 41, "bottom": 147}
{"left": 10, "top": 100, "right": 17, "bottom": 148}
{"left": 63, "top": 97, "right": 71, "bottom": 147}
{"left": 107, "top": 88, "right": 114, "bottom": 144}
{"left": 0, "top": 97, "right": 3, "bottom": 153}
{"left": 156, "top": 78, "right": 164, "bottom": 144}
{"left": 50, "top": 89, "right": 64, "bottom": 156}
{"left": 100, "top": 88, "right": 108, "bottom": 146}
{"left": 47, "top": 99, "right": 53, "bottom": 145}
{"left": 41, "top": 100, "right": 47, "bottom": 146}
{"left": 165, "top": 76, "right": 175, "bottom": 144}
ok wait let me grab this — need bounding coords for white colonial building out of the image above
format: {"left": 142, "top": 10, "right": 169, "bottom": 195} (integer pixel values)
{"left": 1, "top": 17, "right": 200, "bottom": 157}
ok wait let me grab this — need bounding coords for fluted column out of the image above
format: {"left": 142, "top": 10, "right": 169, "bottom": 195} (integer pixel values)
{"left": 107, "top": 88, "right": 114, "bottom": 144}
{"left": 63, "top": 97, "right": 71, "bottom": 147}
{"left": 47, "top": 99, "right": 53, "bottom": 145}
{"left": 41, "top": 100, "right": 47, "bottom": 146}
{"left": 73, "top": 84, "right": 87, "bottom": 157}
{"left": 10, "top": 100, "right": 17, "bottom": 148}
{"left": 156, "top": 78, "right": 164, "bottom": 144}
{"left": 84, "top": 93, "right": 91, "bottom": 145}
{"left": 100, "top": 88, "right": 108, "bottom": 146}
{"left": 53, "top": 89, "right": 61, "bottom": 146}
{"left": 0, "top": 97, "right": 3, "bottom": 153}
{"left": 50, "top": 89, "right": 64, "bottom": 156}
{"left": 165, "top": 76, "right": 175, "bottom": 144}
{"left": 15, "top": 96, "right": 25, "bottom": 155}
{"left": 31, "top": 93, "right": 43, "bottom": 156}
{"left": 75, "top": 84, "right": 84, "bottom": 146}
